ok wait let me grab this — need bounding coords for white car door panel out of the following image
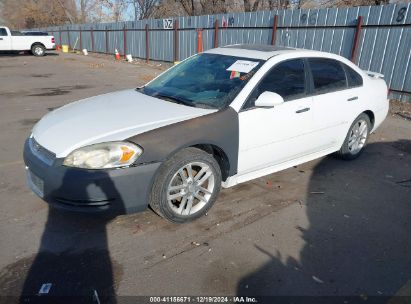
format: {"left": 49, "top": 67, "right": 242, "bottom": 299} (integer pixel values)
{"left": 236, "top": 58, "right": 317, "bottom": 175}
{"left": 238, "top": 96, "right": 314, "bottom": 174}
{"left": 308, "top": 58, "right": 363, "bottom": 149}
{"left": 312, "top": 88, "right": 364, "bottom": 149}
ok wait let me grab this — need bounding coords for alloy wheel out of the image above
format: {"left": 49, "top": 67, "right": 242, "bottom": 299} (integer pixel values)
{"left": 167, "top": 161, "right": 215, "bottom": 216}
{"left": 348, "top": 119, "right": 368, "bottom": 154}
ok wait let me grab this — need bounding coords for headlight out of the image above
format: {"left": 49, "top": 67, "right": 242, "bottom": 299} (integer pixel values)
{"left": 63, "top": 142, "right": 142, "bottom": 169}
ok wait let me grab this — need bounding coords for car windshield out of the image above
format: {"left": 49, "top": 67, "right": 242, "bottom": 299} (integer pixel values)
{"left": 140, "top": 53, "right": 264, "bottom": 109}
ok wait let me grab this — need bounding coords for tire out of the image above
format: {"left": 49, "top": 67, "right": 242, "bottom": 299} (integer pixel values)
{"left": 337, "top": 113, "right": 371, "bottom": 160}
{"left": 31, "top": 44, "right": 45, "bottom": 56}
{"left": 149, "top": 147, "right": 222, "bottom": 223}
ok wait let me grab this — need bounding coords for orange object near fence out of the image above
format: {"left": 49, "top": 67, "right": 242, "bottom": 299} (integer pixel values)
{"left": 197, "top": 29, "right": 203, "bottom": 53}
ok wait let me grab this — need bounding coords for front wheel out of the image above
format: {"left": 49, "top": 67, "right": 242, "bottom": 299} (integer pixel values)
{"left": 31, "top": 44, "right": 45, "bottom": 56}
{"left": 149, "top": 148, "right": 222, "bottom": 223}
{"left": 338, "top": 113, "right": 371, "bottom": 160}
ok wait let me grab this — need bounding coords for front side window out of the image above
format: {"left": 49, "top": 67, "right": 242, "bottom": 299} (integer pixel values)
{"left": 141, "top": 53, "right": 264, "bottom": 110}
{"left": 308, "top": 58, "right": 347, "bottom": 94}
{"left": 0, "top": 28, "right": 7, "bottom": 36}
{"left": 243, "top": 58, "right": 306, "bottom": 109}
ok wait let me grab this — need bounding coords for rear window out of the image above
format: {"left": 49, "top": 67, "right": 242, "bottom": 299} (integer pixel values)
{"left": 308, "top": 58, "right": 347, "bottom": 94}
{"left": 11, "top": 31, "right": 23, "bottom": 36}
{"left": 0, "top": 28, "right": 7, "bottom": 36}
{"left": 23, "top": 32, "right": 49, "bottom": 36}
{"left": 343, "top": 64, "right": 363, "bottom": 88}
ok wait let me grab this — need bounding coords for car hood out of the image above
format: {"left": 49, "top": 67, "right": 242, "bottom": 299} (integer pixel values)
{"left": 32, "top": 89, "right": 216, "bottom": 158}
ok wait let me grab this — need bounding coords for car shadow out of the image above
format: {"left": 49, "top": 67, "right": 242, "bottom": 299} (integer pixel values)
{"left": 19, "top": 170, "right": 125, "bottom": 303}
{"left": 237, "top": 140, "right": 411, "bottom": 303}
{"left": 0, "top": 51, "right": 59, "bottom": 57}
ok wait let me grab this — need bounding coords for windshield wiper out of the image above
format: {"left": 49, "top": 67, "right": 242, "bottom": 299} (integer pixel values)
{"left": 193, "top": 102, "right": 218, "bottom": 109}
{"left": 154, "top": 94, "right": 194, "bottom": 107}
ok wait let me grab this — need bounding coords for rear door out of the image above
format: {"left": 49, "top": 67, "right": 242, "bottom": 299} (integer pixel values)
{"left": 308, "top": 58, "right": 360, "bottom": 150}
{"left": 0, "top": 28, "right": 12, "bottom": 51}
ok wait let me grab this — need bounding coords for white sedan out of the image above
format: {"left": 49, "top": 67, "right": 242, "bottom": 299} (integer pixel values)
{"left": 24, "top": 44, "right": 389, "bottom": 222}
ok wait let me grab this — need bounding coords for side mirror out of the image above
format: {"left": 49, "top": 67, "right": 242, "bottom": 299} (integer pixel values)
{"left": 255, "top": 91, "right": 284, "bottom": 108}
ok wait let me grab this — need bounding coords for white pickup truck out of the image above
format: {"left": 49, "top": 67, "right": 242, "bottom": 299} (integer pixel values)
{"left": 0, "top": 26, "right": 55, "bottom": 56}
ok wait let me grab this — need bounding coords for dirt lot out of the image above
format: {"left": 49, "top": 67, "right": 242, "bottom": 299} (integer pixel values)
{"left": 0, "top": 51, "right": 410, "bottom": 303}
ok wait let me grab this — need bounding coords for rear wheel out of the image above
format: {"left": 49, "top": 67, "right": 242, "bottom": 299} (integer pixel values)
{"left": 149, "top": 148, "right": 222, "bottom": 223}
{"left": 338, "top": 113, "right": 371, "bottom": 160}
{"left": 31, "top": 44, "right": 45, "bottom": 56}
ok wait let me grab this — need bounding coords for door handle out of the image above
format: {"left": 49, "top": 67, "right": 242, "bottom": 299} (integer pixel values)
{"left": 296, "top": 107, "right": 310, "bottom": 113}
{"left": 347, "top": 96, "right": 358, "bottom": 101}
{"left": 0, "top": 38, "right": 3, "bottom": 40}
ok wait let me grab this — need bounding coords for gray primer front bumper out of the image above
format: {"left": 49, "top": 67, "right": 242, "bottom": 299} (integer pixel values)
{"left": 23, "top": 138, "right": 161, "bottom": 214}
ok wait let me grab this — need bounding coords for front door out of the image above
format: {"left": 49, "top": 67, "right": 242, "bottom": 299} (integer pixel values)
{"left": 237, "top": 58, "right": 314, "bottom": 175}
{"left": 0, "top": 28, "right": 11, "bottom": 51}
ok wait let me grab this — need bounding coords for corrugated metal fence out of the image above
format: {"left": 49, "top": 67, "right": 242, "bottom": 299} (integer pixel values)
{"left": 33, "top": 3, "right": 410, "bottom": 101}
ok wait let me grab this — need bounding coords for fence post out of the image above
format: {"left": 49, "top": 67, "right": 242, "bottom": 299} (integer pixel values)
{"left": 123, "top": 23, "right": 127, "bottom": 58}
{"left": 271, "top": 15, "right": 278, "bottom": 45}
{"left": 105, "top": 26, "right": 109, "bottom": 54}
{"left": 145, "top": 24, "right": 150, "bottom": 63}
{"left": 214, "top": 19, "right": 219, "bottom": 48}
{"left": 197, "top": 29, "right": 203, "bottom": 53}
{"left": 351, "top": 16, "right": 363, "bottom": 63}
{"left": 79, "top": 26, "right": 82, "bottom": 51}
{"left": 174, "top": 20, "right": 179, "bottom": 63}
{"left": 91, "top": 27, "right": 94, "bottom": 52}
{"left": 67, "top": 27, "right": 71, "bottom": 49}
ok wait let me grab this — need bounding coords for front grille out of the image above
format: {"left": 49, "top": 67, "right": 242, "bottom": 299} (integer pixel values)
{"left": 29, "top": 137, "right": 56, "bottom": 166}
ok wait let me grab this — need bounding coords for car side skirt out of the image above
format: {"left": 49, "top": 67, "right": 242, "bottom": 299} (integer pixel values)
{"left": 223, "top": 144, "right": 340, "bottom": 188}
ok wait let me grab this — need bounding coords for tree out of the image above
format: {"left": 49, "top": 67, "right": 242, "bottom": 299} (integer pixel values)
{"left": 101, "top": 0, "right": 128, "bottom": 22}
{"left": 76, "top": 0, "right": 111, "bottom": 23}
{"left": 318, "top": 0, "right": 389, "bottom": 7}
{"left": 130, "top": 0, "right": 158, "bottom": 20}
{"left": 150, "top": 0, "right": 292, "bottom": 18}
{"left": 244, "top": 0, "right": 260, "bottom": 11}
{"left": 0, "top": 0, "right": 77, "bottom": 29}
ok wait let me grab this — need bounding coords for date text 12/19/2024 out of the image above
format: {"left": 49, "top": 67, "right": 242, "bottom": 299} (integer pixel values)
{"left": 149, "top": 296, "right": 258, "bottom": 303}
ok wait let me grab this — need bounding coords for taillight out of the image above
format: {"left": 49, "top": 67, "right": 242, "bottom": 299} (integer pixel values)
{"left": 51, "top": 37, "right": 55, "bottom": 43}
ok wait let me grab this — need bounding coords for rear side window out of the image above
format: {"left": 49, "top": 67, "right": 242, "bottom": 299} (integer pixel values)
{"left": 308, "top": 58, "right": 347, "bottom": 94}
{"left": 343, "top": 64, "right": 363, "bottom": 88}
{"left": 244, "top": 59, "right": 306, "bottom": 108}
{"left": 0, "top": 28, "right": 7, "bottom": 36}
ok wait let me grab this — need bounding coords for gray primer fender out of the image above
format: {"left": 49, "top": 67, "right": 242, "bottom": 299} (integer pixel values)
{"left": 128, "top": 107, "right": 239, "bottom": 177}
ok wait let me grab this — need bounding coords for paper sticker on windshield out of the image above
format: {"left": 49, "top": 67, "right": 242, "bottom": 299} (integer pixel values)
{"left": 227, "top": 60, "right": 259, "bottom": 73}
{"left": 230, "top": 70, "right": 240, "bottom": 79}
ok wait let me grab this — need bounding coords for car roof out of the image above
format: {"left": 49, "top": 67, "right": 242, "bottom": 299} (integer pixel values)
{"left": 205, "top": 44, "right": 330, "bottom": 60}
{"left": 204, "top": 44, "right": 363, "bottom": 74}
